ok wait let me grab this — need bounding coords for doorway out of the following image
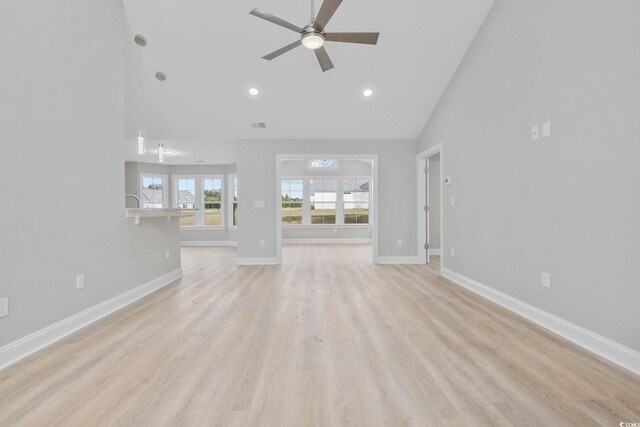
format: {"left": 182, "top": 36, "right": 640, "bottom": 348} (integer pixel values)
{"left": 417, "top": 144, "right": 443, "bottom": 269}
{"left": 275, "top": 154, "right": 379, "bottom": 264}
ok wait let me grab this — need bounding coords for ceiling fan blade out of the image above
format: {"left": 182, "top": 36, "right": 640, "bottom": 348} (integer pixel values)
{"left": 325, "top": 32, "right": 380, "bottom": 45}
{"left": 250, "top": 9, "right": 302, "bottom": 33}
{"left": 314, "top": 0, "right": 343, "bottom": 31}
{"left": 262, "top": 40, "right": 302, "bottom": 60}
{"left": 314, "top": 46, "right": 334, "bottom": 72}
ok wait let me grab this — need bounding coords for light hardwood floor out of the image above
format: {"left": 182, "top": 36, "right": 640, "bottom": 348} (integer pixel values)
{"left": 1, "top": 244, "right": 639, "bottom": 426}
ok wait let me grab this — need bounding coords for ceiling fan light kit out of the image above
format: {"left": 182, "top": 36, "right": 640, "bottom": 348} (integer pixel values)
{"left": 301, "top": 27, "right": 325, "bottom": 50}
{"left": 250, "top": 0, "right": 380, "bottom": 72}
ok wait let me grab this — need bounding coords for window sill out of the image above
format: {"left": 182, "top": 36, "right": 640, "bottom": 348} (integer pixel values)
{"left": 179, "top": 226, "right": 226, "bottom": 231}
{"left": 282, "top": 224, "right": 371, "bottom": 229}
{"left": 228, "top": 226, "right": 238, "bottom": 231}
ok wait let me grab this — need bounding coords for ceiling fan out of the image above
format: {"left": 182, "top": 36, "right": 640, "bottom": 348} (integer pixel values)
{"left": 249, "top": 0, "right": 380, "bottom": 72}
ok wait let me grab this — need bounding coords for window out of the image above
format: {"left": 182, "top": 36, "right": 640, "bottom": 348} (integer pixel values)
{"left": 229, "top": 175, "right": 238, "bottom": 227}
{"left": 140, "top": 174, "right": 166, "bottom": 208}
{"left": 310, "top": 179, "right": 337, "bottom": 224}
{"left": 203, "top": 177, "right": 223, "bottom": 226}
{"left": 343, "top": 179, "right": 370, "bottom": 224}
{"left": 176, "top": 178, "right": 196, "bottom": 226}
{"left": 280, "top": 177, "right": 371, "bottom": 226}
{"left": 308, "top": 159, "right": 339, "bottom": 170}
{"left": 174, "top": 175, "right": 224, "bottom": 228}
{"left": 281, "top": 179, "right": 303, "bottom": 224}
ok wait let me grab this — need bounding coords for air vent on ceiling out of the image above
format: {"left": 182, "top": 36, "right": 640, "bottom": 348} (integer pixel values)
{"left": 251, "top": 122, "right": 267, "bottom": 129}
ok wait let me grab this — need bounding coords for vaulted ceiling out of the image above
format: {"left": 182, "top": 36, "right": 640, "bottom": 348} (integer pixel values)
{"left": 123, "top": 0, "right": 494, "bottom": 163}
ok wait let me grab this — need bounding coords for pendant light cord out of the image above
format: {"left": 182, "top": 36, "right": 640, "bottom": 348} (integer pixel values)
{"left": 159, "top": 80, "right": 163, "bottom": 143}
{"left": 138, "top": 47, "right": 143, "bottom": 132}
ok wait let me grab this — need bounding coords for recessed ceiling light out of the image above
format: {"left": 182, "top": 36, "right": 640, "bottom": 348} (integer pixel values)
{"left": 363, "top": 88, "right": 374, "bottom": 97}
{"left": 248, "top": 87, "right": 259, "bottom": 96}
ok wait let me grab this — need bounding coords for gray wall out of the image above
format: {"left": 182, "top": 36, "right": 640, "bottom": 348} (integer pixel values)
{"left": 0, "top": 0, "right": 181, "bottom": 347}
{"left": 237, "top": 139, "right": 417, "bottom": 259}
{"left": 281, "top": 159, "right": 372, "bottom": 177}
{"left": 417, "top": 0, "right": 640, "bottom": 351}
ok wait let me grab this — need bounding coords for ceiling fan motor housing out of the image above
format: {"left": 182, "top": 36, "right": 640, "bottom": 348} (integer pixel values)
{"left": 301, "top": 25, "right": 325, "bottom": 49}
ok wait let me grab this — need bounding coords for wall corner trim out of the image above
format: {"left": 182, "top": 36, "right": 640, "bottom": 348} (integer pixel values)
{"left": 441, "top": 268, "right": 640, "bottom": 376}
{"left": 0, "top": 268, "right": 183, "bottom": 372}
{"left": 236, "top": 257, "right": 281, "bottom": 266}
{"left": 375, "top": 256, "right": 421, "bottom": 265}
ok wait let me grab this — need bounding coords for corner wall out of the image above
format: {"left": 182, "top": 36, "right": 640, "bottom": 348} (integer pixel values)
{"left": 418, "top": 0, "right": 640, "bottom": 352}
{"left": 0, "top": 0, "right": 181, "bottom": 349}
{"left": 236, "top": 139, "right": 417, "bottom": 262}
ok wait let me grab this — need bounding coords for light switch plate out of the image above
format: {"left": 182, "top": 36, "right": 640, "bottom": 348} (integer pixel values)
{"left": 542, "top": 273, "right": 551, "bottom": 288}
{"left": 543, "top": 121, "right": 551, "bottom": 137}
{"left": 76, "top": 274, "right": 85, "bottom": 290}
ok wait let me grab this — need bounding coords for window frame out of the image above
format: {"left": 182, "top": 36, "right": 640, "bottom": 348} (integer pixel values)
{"left": 228, "top": 174, "right": 238, "bottom": 230}
{"left": 281, "top": 175, "right": 371, "bottom": 228}
{"left": 202, "top": 175, "right": 225, "bottom": 229}
{"left": 281, "top": 178, "right": 305, "bottom": 226}
{"left": 173, "top": 174, "right": 225, "bottom": 229}
{"left": 139, "top": 173, "right": 168, "bottom": 209}
{"left": 307, "top": 159, "right": 339, "bottom": 171}
{"left": 343, "top": 178, "right": 371, "bottom": 225}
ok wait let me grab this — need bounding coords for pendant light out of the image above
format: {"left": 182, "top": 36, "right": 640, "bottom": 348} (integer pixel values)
{"left": 134, "top": 35, "right": 147, "bottom": 155}
{"left": 156, "top": 71, "right": 167, "bottom": 163}
{"left": 158, "top": 142, "right": 165, "bottom": 163}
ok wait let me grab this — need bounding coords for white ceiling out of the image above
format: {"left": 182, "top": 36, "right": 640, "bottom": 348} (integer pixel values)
{"left": 122, "top": 0, "right": 494, "bottom": 163}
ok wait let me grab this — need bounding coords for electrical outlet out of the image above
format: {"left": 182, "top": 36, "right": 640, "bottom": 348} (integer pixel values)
{"left": 451, "top": 248, "right": 456, "bottom": 258}
{"left": 397, "top": 238, "right": 403, "bottom": 247}
{"left": 532, "top": 125, "right": 540, "bottom": 141}
{"left": 76, "top": 274, "right": 85, "bottom": 290}
{"left": 0, "top": 297, "right": 8, "bottom": 318}
{"left": 542, "top": 273, "right": 551, "bottom": 288}
{"left": 260, "top": 239, "right": 265, "bottom": 247}
{"left": 165, "top": 249, "right": 170, "bottom": 259}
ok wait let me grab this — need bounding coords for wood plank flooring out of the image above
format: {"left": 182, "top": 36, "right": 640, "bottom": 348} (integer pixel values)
{"left": 0, "top": 244, "right": 639, "bottom": 426}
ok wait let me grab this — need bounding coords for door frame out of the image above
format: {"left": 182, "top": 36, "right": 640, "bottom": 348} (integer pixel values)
{"left": 416, "top": 144, "right": 444, "bottom": 266}
{"left": 275, "top": 153, "right": 379, "bottom": 263}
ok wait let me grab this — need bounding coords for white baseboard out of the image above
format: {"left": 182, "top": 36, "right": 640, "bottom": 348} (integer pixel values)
{"left": 236, "top": 257, "right": 281, "bottom": 266}
{"left": 0, "top": 268, "right": 183, "bottom": 372}
{"left": 283, "top": 239, "right": 372, "bottom": 244}
{"left": 375, "top": 256, "right": 421, "bottom": 265}
{"left": 442, "top": 268, "right": 640, "bottom": 376}
{"left": 428, "top": 248, "right": 442, "bottom": 256}
{"left": 181, "top": 241, "right": 237, "bottom": 247}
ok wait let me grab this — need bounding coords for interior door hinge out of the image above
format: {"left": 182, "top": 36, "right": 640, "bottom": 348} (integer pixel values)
{"left": 424, "top": 205, "right": 430, "bottom": 212}
{"left": 424, "top": 243, "right": 430, "bottom": 250}
{"left": 424, "top": 168, "right": 430, "bottom": 174}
